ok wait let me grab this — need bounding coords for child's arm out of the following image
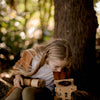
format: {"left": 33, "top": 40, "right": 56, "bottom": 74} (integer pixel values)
{"left": 13, "top": 49, "right": 45, "bottom": 77}
{"left": 13, "top": 50, "right": 33, "bottom": 76}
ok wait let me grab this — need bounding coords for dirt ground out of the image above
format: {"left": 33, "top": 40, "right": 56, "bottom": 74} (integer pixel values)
{"left": 0, "top": 78, "right": 12, "bottom": 100}
{"left": 0, "top": 68, "right": 13, "bottom": 100}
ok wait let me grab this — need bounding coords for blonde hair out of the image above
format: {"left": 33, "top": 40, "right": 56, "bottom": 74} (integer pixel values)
{"left": 34, "top": 39, "right": 72, "bottom": 67}
{"left": 16, "top": 39, "right": 72, "bottom": 77}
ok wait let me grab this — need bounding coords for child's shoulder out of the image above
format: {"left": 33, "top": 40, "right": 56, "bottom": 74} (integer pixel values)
{"left": 22, "top": 48, "right": 36, "bottom": 57}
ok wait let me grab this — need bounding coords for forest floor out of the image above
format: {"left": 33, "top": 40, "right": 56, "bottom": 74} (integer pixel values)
{"left": 0, "top": 68, "right": 13, "bottom": 100}
{"left": 0, "top": 68, "right": 100, "bottom": 100}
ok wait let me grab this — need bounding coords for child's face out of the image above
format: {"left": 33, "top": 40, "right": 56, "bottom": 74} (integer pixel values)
{"left": 48, "top": 59, "right": 67, "bottom": 72}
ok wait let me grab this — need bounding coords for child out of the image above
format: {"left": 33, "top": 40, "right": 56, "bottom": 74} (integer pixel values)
{"left": 6, "top": 39, "right": 72, "bottom": 100}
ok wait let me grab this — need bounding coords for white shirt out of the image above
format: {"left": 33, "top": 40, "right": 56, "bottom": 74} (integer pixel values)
{"left": 31, "top": 59, "right": 54, "bottom": 95}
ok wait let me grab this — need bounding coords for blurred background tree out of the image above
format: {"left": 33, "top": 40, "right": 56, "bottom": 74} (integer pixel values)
{"left": 0, "top": 0, "right": 54, "bottom": 71}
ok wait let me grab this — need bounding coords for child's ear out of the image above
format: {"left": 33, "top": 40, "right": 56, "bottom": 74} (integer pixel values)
{"left": 64, "top": 57, "right": 72, "bottom": 62}
{"left": 69, "top": 57, "right": 72, "bottom": 62}
{"left": 65, "top": 57, "right": 72, "bottom": 68}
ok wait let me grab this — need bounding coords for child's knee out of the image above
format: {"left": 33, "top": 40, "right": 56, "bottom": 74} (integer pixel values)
{"left": 5, "top": 88, "right": 22, "bottom": 100}
{"left": 22, "top": 87, "right": 36, "bottom": 96}
{"left": 22, "top": 87, "right": 36, "bottom": 100}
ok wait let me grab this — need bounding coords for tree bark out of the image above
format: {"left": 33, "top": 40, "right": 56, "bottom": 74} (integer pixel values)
{"left": 54, "top": 0, "right": 98, "bottom": 92}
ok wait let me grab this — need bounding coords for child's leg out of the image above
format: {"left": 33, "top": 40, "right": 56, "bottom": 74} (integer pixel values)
{"left": 22, "top": 87, "right": 53, "bottom": 100}
{"left": 5, "top": 87, "right": 22, "bottom": 100}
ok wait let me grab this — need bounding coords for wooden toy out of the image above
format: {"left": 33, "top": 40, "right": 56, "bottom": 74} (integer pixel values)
{"left": 54, "top": 78, "right": 77, "bottom": 100}
{"left": 24, "top": 78, "right": 45, "bottom": 88}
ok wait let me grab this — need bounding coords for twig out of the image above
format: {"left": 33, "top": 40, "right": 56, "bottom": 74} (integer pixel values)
{"left": 0, "top": 78, "right": 13, "bottom": 87}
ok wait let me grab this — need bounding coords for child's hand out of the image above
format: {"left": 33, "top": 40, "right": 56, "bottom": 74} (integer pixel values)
{"left": 14, "top": 74, "right": 24, "bottom": 89}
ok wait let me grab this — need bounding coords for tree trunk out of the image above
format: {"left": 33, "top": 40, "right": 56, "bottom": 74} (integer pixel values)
{"left": 54, "top": 0, "right": 98, "bottom": 92}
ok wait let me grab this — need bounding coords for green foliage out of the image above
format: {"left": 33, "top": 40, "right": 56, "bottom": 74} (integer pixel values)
{"left": 0, "top": 11, "right": 27, "bottom": 67}
{"left": 0, "top": 0, "right": 54, "bottom": 69}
